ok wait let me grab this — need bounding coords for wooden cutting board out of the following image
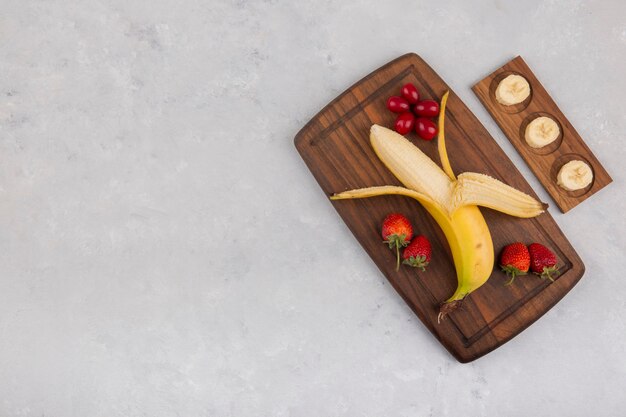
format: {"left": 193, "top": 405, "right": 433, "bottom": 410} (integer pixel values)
{"left": 294, "top": 53, "right": 585, "bottom": 363}
{"left": 472, "top": 56, "right": 612, "bottom": 213}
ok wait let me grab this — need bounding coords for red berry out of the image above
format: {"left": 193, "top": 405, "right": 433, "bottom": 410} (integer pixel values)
{"left": 528, "top": 243, "right": 559, "bottom": 281}
{"left": 381, "top": 213, "right": 413, "bottom": 242}
{"left": 382, "top": 213, "right": 413, "bottom": 271}
{"left": 402, "top": 235, "right": 431, "bottom": 271}
{"left": 386, "top": 96, "right": 410, "bottom": 113}
{"left": 415, "top": 117, "right": 438, "bottom": 140}
{"left": 401, "top": 83, "right": 420, "bottom": 104}
{"left": 499, "top": 242, "right": 530, "bottom": 285}
{"left": 394, "top": 112, "right": 415, "bottom": 135}
{"left": 413, "top": 100, "right": 440, "bottom": 117}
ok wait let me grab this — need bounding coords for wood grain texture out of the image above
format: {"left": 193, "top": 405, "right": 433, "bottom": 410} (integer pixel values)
{"left": 472, "top": 56, "right": 612, "bottom": 213}
{"left": 294, "top": 53, "right": 585, "bottom": 363}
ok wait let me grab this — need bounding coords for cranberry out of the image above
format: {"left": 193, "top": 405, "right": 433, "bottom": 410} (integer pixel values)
{"left": 386, "top": 96, "right": 410, "bottom": 113}
{"left": 401, "top": 83, "right": 420, "bottom": 104}
{"left": 415, "top": 117, "right": 438, "bottom": 140}
{"left": 395, "top": 112, "right": 415, "bottom": 135}
{"left": 413, "top": 100, "right": 440, "bottom": 117}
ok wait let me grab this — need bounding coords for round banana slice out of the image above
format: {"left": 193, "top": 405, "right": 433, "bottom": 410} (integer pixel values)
{"left": 557, "top": 160, "right": 593, "bottom": 191}
{"left": 525, "top": 116, "right": 560, "bottom": 148}
{"left": 495, "top": 74, "right": 531, "bottom": 106}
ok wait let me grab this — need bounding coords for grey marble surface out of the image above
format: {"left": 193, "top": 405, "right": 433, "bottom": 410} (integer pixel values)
{"left": 1, "top": 0, "right": 625, "bottom": 416}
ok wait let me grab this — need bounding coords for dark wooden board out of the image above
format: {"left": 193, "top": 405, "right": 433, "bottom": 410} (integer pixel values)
{"left": 294, "top": 54, "right": 585, "bottom": 363}
{"left": 473, "top": 56, "right": 612, "bottom": 213}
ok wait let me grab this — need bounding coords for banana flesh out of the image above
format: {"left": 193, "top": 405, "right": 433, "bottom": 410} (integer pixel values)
{"left": 495, "top": 74, "right": 530, "bottom": 106}
{"left": 557, "top": 160, "right": 593, "bottom": 191}
{"left": 331, "top": 91, "right": 546, "bottom": 318}
{"left": 370, "top": 124, "right": 454, "bottom": 209}
{"left": 525, "top": 116, "right": 560, "bottom": 148}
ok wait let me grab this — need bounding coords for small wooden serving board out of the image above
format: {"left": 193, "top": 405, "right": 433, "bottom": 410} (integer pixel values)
{"left": 473, "top": 56, "right": 612, "bottom": 213}
{"left": 294, "top": 54, "right": 584, "bottom": 362}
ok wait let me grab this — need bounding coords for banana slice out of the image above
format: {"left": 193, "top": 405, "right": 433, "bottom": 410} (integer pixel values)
{"left": 495, "top": 74, "right": 531, "bottom": 106}
{"left": 557, "top": 160, "right": 593, "bottom": 191}
{"left": 525, "top": 116, "right": 560, "bottom": 148}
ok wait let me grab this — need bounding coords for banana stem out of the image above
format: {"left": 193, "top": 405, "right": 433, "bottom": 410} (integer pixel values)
{"left": 438, "top": 299, "right": 464, "bottom": 323}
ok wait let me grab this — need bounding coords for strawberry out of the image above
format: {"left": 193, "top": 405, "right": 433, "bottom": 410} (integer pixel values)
{"left": 382, "top": 213, "right": 413, "bottom": 271}
{"left": 499, "top": 242, "right": 530, "bottom": 286}
{"left": 528, "top": 243, "right": 559, "bottom": 281}
{"left": 402, "top": 235, "right": 431, "bottom": 271}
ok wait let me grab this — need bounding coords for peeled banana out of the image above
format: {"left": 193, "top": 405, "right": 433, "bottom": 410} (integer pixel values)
{"left": 557, "top": 160, "right": 593, "bottom": 191}
{"left": 331, "top": 92, "right": 546, "bottom": 319}
{"left": 495, "top": 74, "right": 530, "bottom": 106}
{"left": 525, "top": 116, "right": 560, "bottom": 148}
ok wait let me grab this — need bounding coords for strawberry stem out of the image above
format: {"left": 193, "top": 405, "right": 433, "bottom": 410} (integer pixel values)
{"left": 384, "top": 233, "right": 409, "bottom": 272}
{"left": 395, "top": 244, "right": 400, "bottom": 271}
{"left": 535, "top": 266, "right": 559, "bottom": 282}
{"left": 403, "top": 255, "right": 428, "bottom": 271}
{"left": 501, "top": 265, "right": 527, "bottom": 286}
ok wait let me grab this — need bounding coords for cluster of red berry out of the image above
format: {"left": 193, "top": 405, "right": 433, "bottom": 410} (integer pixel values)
{"left": 386, "top": 83, "right": 440, "bottom": 140}
{"left": 381, "top": 213, "right": 431, "bottom": 272}
{"left": 499, "top": 242, "right": 559, "bottom": 285}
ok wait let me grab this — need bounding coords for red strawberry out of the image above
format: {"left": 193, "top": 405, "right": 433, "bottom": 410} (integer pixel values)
{"left": 499, "top": 242, "right": 530, "bottom": 285}
{"left": 402, "top": 235, "right": 431, "bottom": 271}
{"left": 528, "top": 243, "right": 559, "bottom": 281}
{"left": 382, "top": 213, "right": 413, "bottom": 271}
